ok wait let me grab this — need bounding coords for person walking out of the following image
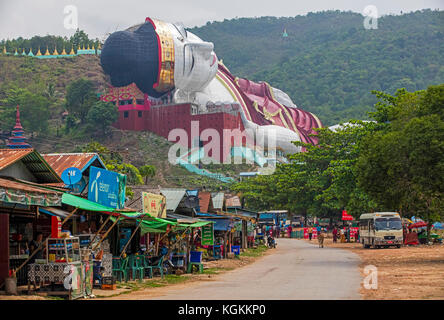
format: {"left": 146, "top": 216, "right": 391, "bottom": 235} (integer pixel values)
{"left": 340, "top": 228, "right": 345, "bottom": 243}
{"left": 308, "top": 227, "right": 313, "bottom": 241}
{"left": 318, "top": 228, "right": 325, "bottom": 248}
{"left": 332, "top": 226, "right": 338, "bottom": 243}
{"left": 346, "top": 227, "right": 351, "bottom": 243}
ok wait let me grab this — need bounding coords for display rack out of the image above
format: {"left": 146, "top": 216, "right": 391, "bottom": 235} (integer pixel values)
{"left": 46, "top": 237, "right": 80, "bottom": 263}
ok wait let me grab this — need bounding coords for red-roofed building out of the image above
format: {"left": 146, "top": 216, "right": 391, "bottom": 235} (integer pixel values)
{"left": 42, "top": 153, "right": 106, "bottom": 194}
{"left": 198, "top": 191, "right": 213, "bottom": 213}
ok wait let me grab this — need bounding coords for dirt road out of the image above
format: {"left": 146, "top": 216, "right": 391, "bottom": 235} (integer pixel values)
{"left": 109, "top": 238, "right": 361, "bottom": 300}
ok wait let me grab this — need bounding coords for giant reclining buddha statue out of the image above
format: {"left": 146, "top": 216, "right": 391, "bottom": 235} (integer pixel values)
{"left": 100, "top": 17, "right": 322, "bottom": 154}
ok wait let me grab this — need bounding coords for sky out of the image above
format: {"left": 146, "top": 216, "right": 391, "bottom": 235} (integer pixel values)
{"left": 0, "top": 0, "right": 442, "bottom": 40}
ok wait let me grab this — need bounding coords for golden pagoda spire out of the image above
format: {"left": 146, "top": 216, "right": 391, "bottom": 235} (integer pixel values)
{"left": 53, "top": 47, "right": 59, "bottom": 55}
{"left": 36, "top": 47, "right": 42, "bottom": 56}
{"left": 69, "top": 46, "right": 75, "bottom": 55}
{"left": 2, "top": 46, "right": 6, "bottom": 54}
{"left": 44, "top": 47, "right": 50, "bottom": 55}
{"left": 61, "top": 47, "right": 67, "bottom": 55}
{"left": 98, "top": 43, "right": 102, "bottom": 50}
{"left": 87, "top": 43, "right": 90, "bottom": 50}
{"left": 77, "top": 45, "right": 81, "bottom": 51}
{"left": 82, "top": 44, "right": 85, "bottom": 50}
{"left": 91, "top": 44, "right": 95, "bottom": 50}
{"left": 14, "top": 48, "right": 18, "bottom": 55}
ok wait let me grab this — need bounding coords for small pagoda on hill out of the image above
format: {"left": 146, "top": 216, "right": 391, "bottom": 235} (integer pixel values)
{"left": 6, "top": 105, "right": 31, "bottom": 149}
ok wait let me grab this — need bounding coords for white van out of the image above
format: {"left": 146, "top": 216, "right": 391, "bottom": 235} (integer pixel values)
{"left": 359, "top": 212, "right": 403, "bottom": 248}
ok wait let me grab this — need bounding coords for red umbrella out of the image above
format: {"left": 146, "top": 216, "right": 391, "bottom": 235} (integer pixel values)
{"left": 408, "top": 221, "right": 428, "bottom": 229}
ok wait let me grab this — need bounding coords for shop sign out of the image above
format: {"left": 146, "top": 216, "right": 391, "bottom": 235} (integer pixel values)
{"left": 88, "top": 166, "right": 126, "bottom": 209}
{"left": 142, "top": 192, "right": 167, "bottom": 218}
{"left": 201, "top": 223, "right": 214, "bottom": 246}
{"left": 342, "top": 210, "right": 354, "bottom": 221}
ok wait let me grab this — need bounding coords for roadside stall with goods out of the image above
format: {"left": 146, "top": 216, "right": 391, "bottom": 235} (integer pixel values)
{"left": 196, "top": 213, "right": 236, "bottom": 259}
{"left": 0, "top": 177, "right": 72, "bottom": 296}
{"left": 408, "top": 221, "right": 443, "bottom": 244}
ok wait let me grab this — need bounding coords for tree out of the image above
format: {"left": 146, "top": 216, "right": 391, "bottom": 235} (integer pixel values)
{"left": 233, "top": 122, "right": 378, "bottom": 223}
{"left": 0, "top": 87, "right": 50, "bottom": 133}
{"left": 65, "top": 78, "right": 97, "bottom": 123}
{"left": 81, "top": 141, "right": 144, "bottom": 185}
{"left": 70, "top": 29, "right": 90, "bottom": 50}
{"left": 139, "top": 165, "right": 156, "bottom": 184}
{"left": 86, "top": 101, "right": 118, "bottom": 135}
{"left": 356, "top": 85, "right": 444, "bottom": 239}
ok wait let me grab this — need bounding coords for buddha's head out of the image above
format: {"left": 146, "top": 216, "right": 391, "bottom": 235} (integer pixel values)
{"left": 101, "top": 18, "right": 218, "bottom": 97}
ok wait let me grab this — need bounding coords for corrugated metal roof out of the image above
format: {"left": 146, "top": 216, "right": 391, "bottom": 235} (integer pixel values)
{"left": 225, "top": 196, "right": 241, "bottom": 208}
{"left": 211, "top": 192, "right": 225, "bottom": 209}
{"left": 42, "top": 153, "right": 105, "bottom": 176}
{"left": 167, "top": 213, "right": 201, "bottom": 223}
{"left": 0, "top": 148, "right": 62, "bottom": 183}
{"left": 0, "top": 148, "right": 34, "bottom": 170}
{"left": 160, "top": 188, "right": 186, "bottom": 212}
{"left": 198, "top": 191, "right": 212, "bottom": 213}
{"left": 0, "top": 177, "right": 63, "bottom": 195}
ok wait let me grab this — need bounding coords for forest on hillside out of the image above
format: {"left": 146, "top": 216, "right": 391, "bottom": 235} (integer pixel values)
{"left": 191, "top": 10, "right": 444, "bottom": 125}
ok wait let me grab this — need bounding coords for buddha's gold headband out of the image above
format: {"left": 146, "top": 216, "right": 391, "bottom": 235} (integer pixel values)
{"left": 146, "top": 18, "right": 175, "bottom": 93}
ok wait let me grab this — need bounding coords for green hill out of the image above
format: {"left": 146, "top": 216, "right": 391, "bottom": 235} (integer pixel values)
{"left": 190, "top": 10, "right": 444, "bottom": 125}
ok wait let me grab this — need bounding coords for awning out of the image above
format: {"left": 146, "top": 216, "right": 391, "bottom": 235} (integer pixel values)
{"left": 39, "top": 207, "right": 72, "bottom": 218}
{"left": 0, "top": 177, "right": 62, "bottom": 207}
{"left": 112, "top": 216, "right": 212, "bottom": 234}
{"left": 62, "top": 193, "right": 114, "bottom": 212}
{"left": 63, "top": 193, "right": 212, "bottom": 233}
{"left": 110, "top": 216, "right": 172, "bottom": 234}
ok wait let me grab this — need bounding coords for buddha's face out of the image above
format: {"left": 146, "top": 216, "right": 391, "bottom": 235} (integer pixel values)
{"left": 165, "top": 21, "right": 218, "bottom": 92}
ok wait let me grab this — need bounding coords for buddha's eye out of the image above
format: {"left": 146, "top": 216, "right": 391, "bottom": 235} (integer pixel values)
{"left": 190, "top": 54, "right": 195, "bottom": 72}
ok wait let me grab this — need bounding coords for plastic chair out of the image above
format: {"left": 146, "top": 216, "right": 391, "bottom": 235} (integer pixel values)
{"left": 146, "top": 255, "right": 164, "bottom": 279}
{"left": 112, "top": 257, "right": 128, "bottom": 282}
{"left": 128, "top": 255, "right": 144, "bottom": 281}
{"left": 142, "top": 256, "right": 154, "bottom": 278}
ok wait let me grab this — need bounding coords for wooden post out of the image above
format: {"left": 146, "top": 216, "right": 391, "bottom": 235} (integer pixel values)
{"left": 92, "top": 217, "right": 119, "bottom": 251}
{"left": 87, "top": 214, "right": 112, "bottom": 249}
{"left": 72, "top": 216, "right": 77, "bottom": 235}
{"left": 119, "top": 219, "right": 143, "bottom": 257}
{"left": 61, "top": 208, "right": 78, "bottom": 226}
{"left": 155, "top": 234, "right": 160, "bottom": 256}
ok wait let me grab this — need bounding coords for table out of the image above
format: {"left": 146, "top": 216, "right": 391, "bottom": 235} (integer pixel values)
{"left": 27, "top": 260, "right": 93, "bottom": 299}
